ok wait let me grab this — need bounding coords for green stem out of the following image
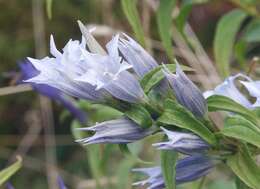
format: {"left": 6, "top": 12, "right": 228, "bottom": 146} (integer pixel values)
{"left": 196, "top": 176, "right": 206, "bottom": 189}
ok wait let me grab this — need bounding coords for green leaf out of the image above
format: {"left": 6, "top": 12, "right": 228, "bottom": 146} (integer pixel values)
{"left": 243, "top": 19, "right": 260, "bottom": 43}
{"left": 207, "top": 95, "right": 259, "bottom": 125}
{"left": 121, "top": 0, "right": 146, "bottom": 46}
{"left": 175, "top": 3, "right": 193, "bottom": 33}
{"left": 0, "top": 156, "right": 22, "bottom": 186}
{"left": 221, "top": 126, "right": 260, "bottom": 148}
{"left": 213, "top": 9, "right": 247, "bottom": 77}
{"left": 116, "top": 157, "right": 135, "bottom": 189}
{"left": 161, "top": 150, "right": 178, "bottom": 189}
{"left": 140, "top": 64, "right": 192, "bottom": 93}
{"left": 118, "top": 144, "right": 152, "bottom": 165}
{"left": 234, "top": 40, "right": 247, "bottom": 69}
{"left": 46, "top": 0, "right": 53, "bottom": 19}
{"left": 156, "top": 0, "right": 176, "bottom": 62}
{"left": 227, "top": 145, "right": 260, "bottom": 189}
{"left": 236, "top": 176, "right": 251, "bottom": 189}
{"left": 224, "top": 115, "right": 260, "bottom": 133}
{"left": 158, "top": 99, "right": 217, "bottom": 145}
{"left": 124, "top": 105, "right": 153, "bottom": 128}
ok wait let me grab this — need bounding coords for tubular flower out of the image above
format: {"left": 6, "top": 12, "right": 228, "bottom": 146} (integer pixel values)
{"left": 164, "top": 63, "right": 207, "bottom": 117}
{"left": 26, "top": 35, "right": 106, "bottom": 101}
{"left": 76, "top": 34, "right": 145, "bottom": 103}
{"left": 19, "top": 59, "right": 86, "bottom": 123}
{"left": 118, "top": 33, "right": 158, "bottom": 78}
{"left": 133, "top": 155, "right": 217, "bottom": 189}
{"left": 76, "top": 118, "right": 152, "bottom": 145}
{"left": 204, "top": 74, "right": 260, "bottom": 109}
{"left": 152, "top": 127, "right": 209, "bottom": 154}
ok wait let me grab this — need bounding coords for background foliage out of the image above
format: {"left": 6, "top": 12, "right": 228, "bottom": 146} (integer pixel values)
{"left": 1, "top": 0, "right": 260, "bottom": 188}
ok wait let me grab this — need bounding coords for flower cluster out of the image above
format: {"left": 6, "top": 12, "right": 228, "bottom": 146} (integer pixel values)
{"left": 23, "top": 21, "right": 260, "bottom": 188}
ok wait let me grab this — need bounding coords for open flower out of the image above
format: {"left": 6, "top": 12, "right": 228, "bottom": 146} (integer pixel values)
{"left": 204, "top": 74, "right": 260, "bottom": 109}
{"left": 133, "top": 155, "right": 217, "bottom": 189}
{"left": 76, "top": 118, "right": 152, "bottom": 145}
{"left": 152, "top": 127, "right": 209, "bottom": 154}
{"left": 76, "top": 34, "right": 145, "bottom": 103}
{"left": 19, "top": 59, "right": 86, "bottom": 123}
{"left": 118, "top": 34, "right": 158, "bottom": 78}
{"left": 164, "top": 63, "right": 207, "bottom": 117}
{"left": 26, "top": 35, "right": 106, "bottom": 101}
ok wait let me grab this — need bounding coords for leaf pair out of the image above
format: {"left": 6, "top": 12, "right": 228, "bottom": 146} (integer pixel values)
{"left": 227, "top": 145, "right": 260, "bottom": 189}
{"left": 158, "top": 99, "right": 217, "bottom": 145}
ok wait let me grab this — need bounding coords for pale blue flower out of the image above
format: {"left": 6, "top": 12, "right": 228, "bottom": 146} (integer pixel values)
{"left": 118, "top": 34, "right": 158, "bottom": 77}
{"left": 164, "top": 63, "right": 207, "bottom": 117}
{"left": 240, "top": 80, "right": 260, "bottom": 108}
{"left": 204, "top": 74, "right": 260, "bottom": 109}
{"left": 26, "top": 35, "right": 106, "bottom": 101}
{"left": 19, "top": 59, "right": 86, "bottom": 123}
{"left": 76, "top": 35, "right": 145, "bottom": 103}
{"left": 76, "top": 118, "right": 152, "bottom": 145}
{"left": 133, "top": 155, "right": 217, "bottom": 189}
{"left": 153, "top": 127, "right": 209, "bottom": 154}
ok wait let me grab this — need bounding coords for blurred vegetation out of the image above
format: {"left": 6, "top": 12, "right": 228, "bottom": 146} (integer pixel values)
{"left": 0, "top": 0, "right": 260, "bottom": 188}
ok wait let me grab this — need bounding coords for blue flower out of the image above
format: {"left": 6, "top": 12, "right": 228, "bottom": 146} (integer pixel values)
{"left": 19, "top": 59, "right": 86, "bottom": 123}
{"left": 204, "top": 74, "right": 260, "bottom": 109}
{"left": 164, "top": 63, "right": 207, "bottom": 117}
{"left": 76, "top": 118, "right": 152, "bottom": 145}
{"left": 75, "top": 34, "right": 145, "bottom": 103}
{"left": 27, "top": 24, "right": 145, "bottom": 103}
{"left": 26, "top": 35, "right": 106, "bottom": 101}
{"left": 152, "top": 127, "right": 209, "bottom": 154}
{"left": 118, "top": 33, "right": 158, "bottom": 78}
{"left": 133, "top": 155, "right": 217, "bottom": 189}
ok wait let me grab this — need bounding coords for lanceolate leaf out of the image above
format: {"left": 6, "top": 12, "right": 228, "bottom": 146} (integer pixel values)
{"left": 156, "top": 0, "right": 176, "bottom": 62}
{"left": 161, "top": 150, "right": 178, "bottom": 189}
{"left": 207, "top": 95, "right": 259, "bottom": 125}
{"left": 213, "top": 9, "right": 247, "bottom": 77}
{"left": 140, "top": 64, "right": 192, "bottom": 93}
{"left": 243, "top": 19, "right": 260, "bottom": 43}
{"left": 121, "top": 0, "right": 146, "bottom": 46}
{"left": 236, "top": 177, "right": 251, "bottom": 189}
{"left": 118, "top": 144, "right": 152, "bottom": 165}
{"left": 0, "top": 156, "right": 22, "bottom": 186}
{"left": 124, "top": 105, "right": 153, "bottom": 128}
{"left": 158, "top": 99, "right": 217, "bottom": 145}
{"left": 227, "top": 145, "right": 260, "bottom": 189}
{"left": 175, "top": 3, "right": 193, "bottom": 33}
{"left": 224, "top": 115, "right": 260, "bottom": 133}
{"left": 221, "top": 126, "right": 260, "bottom": 148}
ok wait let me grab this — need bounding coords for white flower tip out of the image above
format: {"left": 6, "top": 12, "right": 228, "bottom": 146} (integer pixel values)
{"left": 77, "top": 20, "right": 85, "bottom": 31}
{"left": 77, "top": 20, "right": 95, "bottom": 33}
{"left": 49, "top": 34, "right": 62, "bottom": 57}
{"left": 159, "top": 127, "right": 169, "bottom": 133}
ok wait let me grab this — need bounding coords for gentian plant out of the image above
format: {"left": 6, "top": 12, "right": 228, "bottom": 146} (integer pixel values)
{"left": 23, "top": 20, "right": 260, "bottom": 189}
